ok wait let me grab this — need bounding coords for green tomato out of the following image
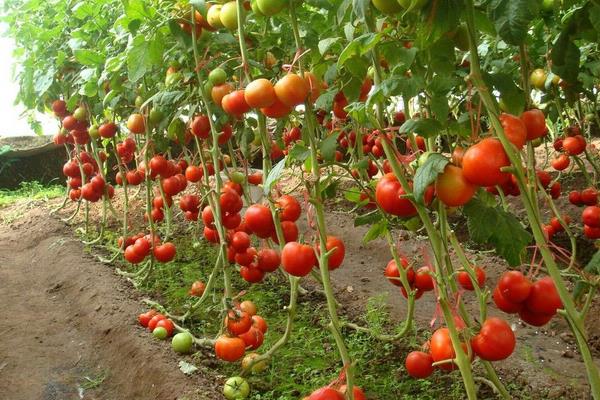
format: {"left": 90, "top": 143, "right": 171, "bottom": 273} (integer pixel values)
{"left": 250, "top": 0, "right": 263, "bottom": 15}
{"left": 165, "top": 72, "right": 182, "bottom": 87}
{"left": 171, "top": 332, "right": 194, "bottom": 353}
{"left": 230, "top": 171, "right": 245, "bottom": 184}
{"left": 372, "top": 0, "right": 403, "bottom": 13}
{"left": 209, "top": 68, "right": 227, "bottom": 86}
{"left": 256, "top": 0, "right": 286, "bottom": 16}
{"left": 206, "top": 5, "right": 224, "bottom": 29}
{"left": 73, "top": 106, "right": 87, "bottom": 121}
{"left": 135, "top": 96, "right": 144, "bottom": 108}
{"left": 241, "top": 353, "right": 268, "bottom": 374}
{"left": 498, "top": 98, "right": 508, "bottom": 112}
{"left": 530, "top": 68, "right": 547, "bottom": 91}
{"left": 530, "top": 137, "right": 543, "bottom": 147}
{"left": 367, "top": 66, "right": 375, "bottom": 80}
{"left": 169, "top": 60, "right": 181, "bottom": 69}
{"left": 89, "top": 124, "right": 99, "bottom": 139}
{"left": 220, "top": 1, "right": 240, "bottom": 30}
{"left": 223, "top": 377, "right": 250, "bottom": 400}
{"left": 541, "top": 0, "right": 557, "bottom": 12}
{"left": 153, "top": 327, "right": 168, "bottom": 340}
{"left": 397, "top": 0, "right": 428, "bottom": 10}
{"left": 149, "top": 109, "right": 164, "bottom": 124}
{"left": 452, "top": 25, "right": 469, "bottom": 52}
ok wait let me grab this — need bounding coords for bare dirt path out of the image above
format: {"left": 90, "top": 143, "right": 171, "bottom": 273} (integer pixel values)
{"left": 0, "top": 204, "right": 221, "bottom": 400}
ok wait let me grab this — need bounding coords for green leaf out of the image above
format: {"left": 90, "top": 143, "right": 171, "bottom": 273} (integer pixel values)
{"left": 463, "top": 198, "right": 532, "bottom": 266}
{"left": 551, "top": 32, "right": 580, "bottom": 92}
{"left": 318, "top": 37, "right": 340, "bottom": 55}
{"left": 338, "top": 33, "right": 383, "bottom": 67}
{"left": 487, "top": 72, "right": 525, "bottom": 115}
{"left": 489, "top": 0, "right": 539, "bottom": 45}
{"left": 344, "top": 187, "right": 362, "bottom": 203}
{"left": 167, "top": 118, "right": 186, "bottom": 143}
{"left": 363, "top": 219, "right": 387, "bottom": 244}
{"left": 127, "top": 34, "right": 162, "bottom": 83}
{"left": 288, "top": 143, "right": 311, "bottom": 162}
{"left": 354, "top": 210, "right": 382, "bottom": 227}
{"left": 74, "top": 49, "right": 104, "bottom": 66}
{"left": 264, "top": 158, "right": 286, "bottom": 195}
{"left": 320, "top": 134, "right": 338, "bottom": 162}
{"left": 413, "top": 153, "right": 448, "bottom": 204}
{"left": 398, "top": 118, "right": 443, "bottom": 138}
{"left": 33, "top": 67, "right": 55, "bottom": 94}
{"left": 315, "top": 88, "right": 337, "bottom": 110}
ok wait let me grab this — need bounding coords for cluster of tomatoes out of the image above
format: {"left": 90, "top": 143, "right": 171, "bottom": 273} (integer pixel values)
{"left": 384, "top": 256, "right": 435, "bottom": 299}
{"left": 493, "top": 271, "right": 562, "bottom": 326}
{"left": 61, "top": 151, "right": 114, "bottom": 202}
{"left": 551, "top": 125, "right": 588, "bottom": 171}
{"left": 214, "top": 301, "right": 268, "bottom": 363}
{"left": 405, "top": 317, "right": 516, "bottom": 379}
{"left": 120, "top": 232, "right": 176, "bottom": 264}
{"left": 138, "top": 309, "right": 176, "bottom": 340}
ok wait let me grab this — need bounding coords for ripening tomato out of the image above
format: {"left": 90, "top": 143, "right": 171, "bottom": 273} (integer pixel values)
{"left": 127, "top": 113, "right": 145, "bottom": 134}
{"left": 471, "top": 317, "right": 515, "bottom": 361}
{"left": 581, "top": 188, "right": 598, "bottom": 205}
{"left": 375, "top": 173, "right": 417, "bottom": 217}
{"left": 260, "top": 97, "right": 292, "bottom": 118}
{"left": 211, "top": 83, "right": 233, "bottom": 107}
{"left": 307, "top": 387, "right": 344, "bottom": 400}
{"left": 405, "top": 351, "right": 434, "bottom": 378}
{"left": 520, "top": 109, "right": 547, "bottom": 140}
{"left": 222, "top": 90, "right": 251, "bottom": 116}
{"left": 99, "top": 122, "right": 117, "bottom": 138}
{"left": 191, "top": 114, "right": 211, "bottom": 138}
{"left": 274, "top": 73, "right": 309, "bottom": 107}
{"left": 154, "top": 242, "right": 176, "bottom": 263}
{"left": 257, "top": 248, "right": 280, "bottom": 272}
{"left": 530, "top": 68, "right": 547, "bottom": 90}
{"left": 582, "top": 206, "right": 600, "bottom": 227}
{"left": 244, "top": 204, "right": 275, "bottom": 238}
{"left": 430, "top": 328, "right": 465, "bottom": 371}
{"left": 189, "top": 281, "right": 206, "bottom": 297}
{"left": 457, "top": 266, "right": 485, "bottom": 290}
{"left": 302, "top": 71, "right": 322, "bottom": 103}
{"left": 226, "top": 310, "right": 252, "bottom": 335}
{"left": 276, "top": 195, "right": 301, "bottom": 221}
{"left": 239, "top": 326, "right": 264, "bottom": 350}
{"left": 252, "top": 315, "right": 268, "bottom": 333}
{"left": 435, "top": 164, "right": 476, "bottom": 207}
{"left": 462, "top": 138, "right": 510, "bottom": 187}
{"left": 562, "top": 135, "right": 586, "bottom": 156}
{"left": 493, "top": 286, "right": 523, "bottom": 314}
{"left": 525, "top": 277, "right": 562, "bottom": 315}
{"left": 245, "top": 78, "right": 276, "bottom": 108}
{"left": 281, "top": 242, "right": 317, "bottom": 277}
{"left": 239, "top": 300, "right": 257, "bottom": 316}
{"left": 498, "top": 271, "right": 531, "bottom": 303}
{"left": 499, "top": 113, "right": 527, "bottom": 149}
{"left": 156, "top": 318, "right": 175, "bottom": 337}
{"left": 384, "top": 257, "right": 414, "bottom": 287}
{"left": 551, "top": 154, "right": 570, "bottom": 171}
{"left": 215, "top": 336, "right": 246, "bottom": 362}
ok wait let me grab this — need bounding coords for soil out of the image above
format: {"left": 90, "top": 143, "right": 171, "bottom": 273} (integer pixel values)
{"left": 0, "top": 203, "right": 223, "bottom": 400}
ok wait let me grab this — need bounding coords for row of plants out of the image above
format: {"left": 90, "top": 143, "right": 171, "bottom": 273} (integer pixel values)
{"left": 3, "top": 0, "right": 600, "bottom": 398}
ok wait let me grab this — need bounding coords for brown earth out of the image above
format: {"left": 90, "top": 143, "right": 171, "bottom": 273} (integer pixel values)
{"left": 0, "top": 203, "right": 223, "bottom": 400}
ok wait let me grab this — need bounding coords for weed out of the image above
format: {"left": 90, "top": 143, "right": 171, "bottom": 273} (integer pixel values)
{"left": 0, "top": 181, "right": 63, "bottom": 208}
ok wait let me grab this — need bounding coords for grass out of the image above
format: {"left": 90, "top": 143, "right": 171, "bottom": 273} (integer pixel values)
{"left": 0, "top": 181, "right": 64, "bottom": 208}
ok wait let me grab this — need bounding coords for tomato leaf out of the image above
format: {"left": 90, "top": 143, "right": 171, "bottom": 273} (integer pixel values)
{"left": 264, "top": 158, "right": 286, "bottom": 195}
{"left": 344, "top": 187, "right": 362, "bottom": 203}
{"left": 363, "top": 219, "right": 387, "bottom": 244}
{"left": 319, "top": 134, "right": 338, "bottom": 162}
{"left": 178, "top": 360, "right": 198, "bottom": 375}
{"left": 398, "top": 118, "right": 443, "bottom": 138}
{"left": 74, "top": 49, "right": 104, "bottom": 66}
{"left": 288, "top": 143, "right": 311, "bottom": 162}
{"left": 463, "top": 198, "right": 532, "bottom": 266}
{"left": 413, "top": 153, "right": 448, "bottom": 204}
{"left": 574, "top": 249, "right": 600, "bottom": 300}
{"left": 489, "top": 0, "right": 539, "bottom": 45}
{"left": 318, "top": 37, "right": 340, "bottom": 55}
{"left": 354, "top": 210, "right": 382, "bottom": 227}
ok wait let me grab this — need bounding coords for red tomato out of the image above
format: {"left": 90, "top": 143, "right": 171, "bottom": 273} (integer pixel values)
{"left": 405, "top": 351, "right": 434, "bottom": 378}
{"left": 274, "top": 73, "right": 309, "bottom": 107}
{"left": 493, "top": 286, "right": 523, "bottom": 314}
{"left": 138, "top": 310, "right": 157, "bottom": 327}
{"left": 239, "top": 326, "right": 264, "bottom": 350}
{"left": 222, "top": 90, "right": 251, "bottom": 116}
{"left": 281, "top": 242, "right": 317, "bottom": 277}
{"left": 518, "top": 307, "right": 554, "bottom": 326}
{"left": 319, "top": 236, "right": 345, "bottom": 270}
{"left": 235, "top": 247, "right": 258, "bottom": 267}
{"left": 435, "top": 164, "right": 476, "bottom": 207}
{"left": 307, "top": 387, "right": 344, "bottom": 400}
{"left": 520, "top": 109, "right": 547, "bottom": 140}
{"left": 375, "top": 173, "right": 417, "bottom": 217}
{"left": 384, "top": 257, "right": 414, "bottom": 287}
{"left": 525, "top": 277, "right": 562, "bottom": 315}
{"left": 498, "top": 271, "right": 532, "bottom": 303}
{"left": 471, "top": 317, "right": 515, "bottom": 361}
{"left": 584, "top": 224, "right": 600, "bottom": 239}
{"left": 232, "top": 231, "right": 251, "bottom": 252}
{"left": 147, "top": 314, "right": 166, "bottom": 331}
{"left": 462, "top": 138, "right": 510, "bottom": 187}
{"left": 226, "top": 310, "right": 252, "bottom": 335}
{"left": 569, "top": 190, "right": 583, "bottom": 206}
{"left": 582, "top": 206, "right": 600, "bottom": 227}
{"left": 98, "top": 122, "right": 117, "bottom": 138}
{"left": 457, "top": 266, "right": 485, "bottom": 290}
{"left": 124, "top": 245, "right": 145, "bottom": 264}
{"left": 499, "top": 113, "right": 527, "bottom": 149}
{"left": 240, "top": 265, "right": 265, "bottom": 283}
{"left": 562, "top": 135, "right": 586, "bottom": 156}
{"left": 252, "top": 315, "right": 268, "bottom": 333}
{"left": 215, "top": 336, "right": 246, "bottom": 362}
{"left": 185, "top": 165, "right": 203, "bottom": 182}
{"left": 414, "top": 267, "right": 435, "bottom": 291}
{"left": 257, "top": 248, "right": 280, "bottom": 272}
{"left": 276, "top": 195, "right": 301, "bottom": 221}
{"left": 220, "top": 190, "right": 243, "bottom": 214}
{"left": 191, "top": 114, "right": 211, "bottom": 138}
{"left": 244, "top": 204, "right": 275, "bottom": 238}
{"left": 260, "top": 97, "right": 292, "bottom": 118}
{"left": 189, "top": 281, "right": 206, "bottom": 297}
{"left": 153, "top": 242, "right": 176, "bottom": 263}
{"left": 430, "top": 328, "right": 464, "bottom": 371}
{"left": 581, "top": 188, "right": 598, "bottom": 205}
{"left": 271, "top": 220, "right": 299, "bottom": 244}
